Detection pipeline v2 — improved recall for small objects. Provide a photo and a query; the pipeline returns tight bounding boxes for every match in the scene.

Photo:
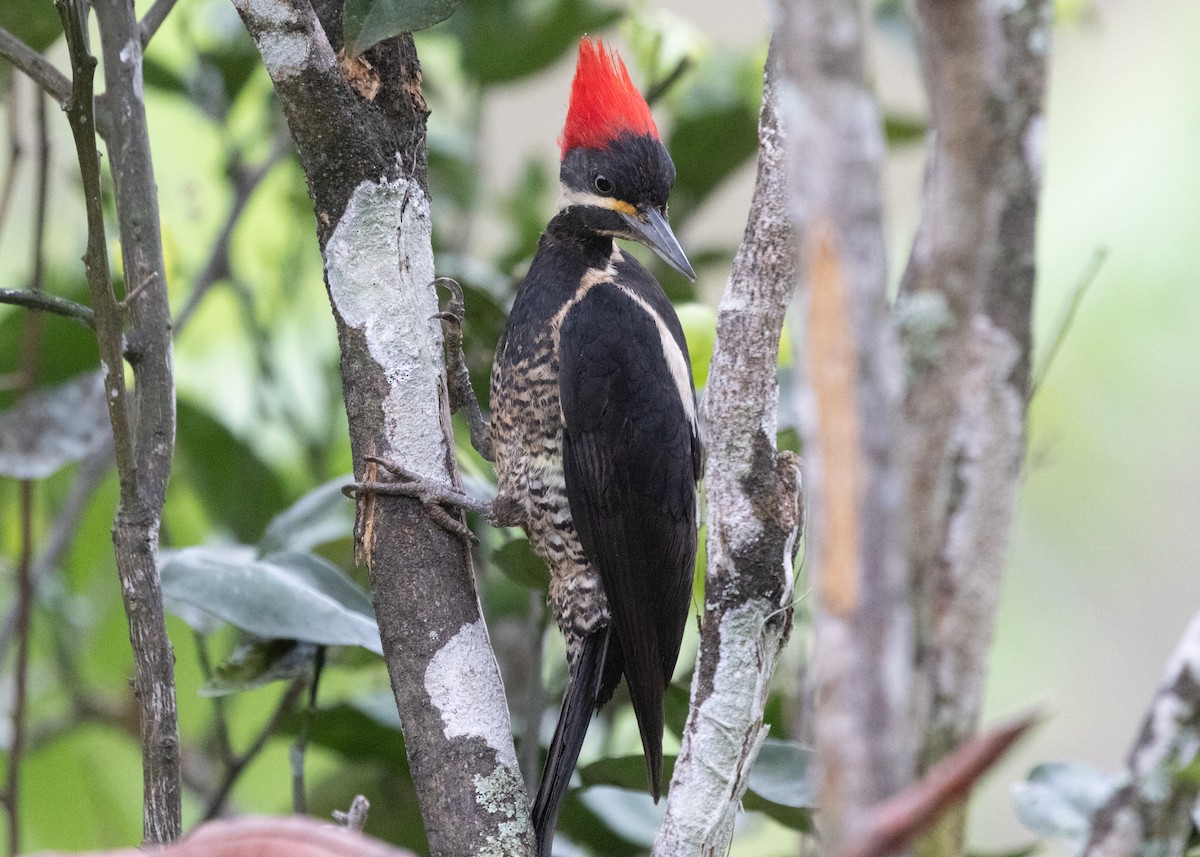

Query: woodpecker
[490,38,703,855]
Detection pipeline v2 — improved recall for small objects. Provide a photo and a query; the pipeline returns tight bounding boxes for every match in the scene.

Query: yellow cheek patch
[606,198,638,217]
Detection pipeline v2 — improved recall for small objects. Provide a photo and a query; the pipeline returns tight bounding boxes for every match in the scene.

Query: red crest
[559,38,659,158]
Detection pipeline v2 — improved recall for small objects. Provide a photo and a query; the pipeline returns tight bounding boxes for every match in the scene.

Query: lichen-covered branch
[1080,611,1200,857]
[898,2,1051,851]
[652,45,802,857]
[230,2,529,853]
[780,0,913,848]
[56,0,182,842]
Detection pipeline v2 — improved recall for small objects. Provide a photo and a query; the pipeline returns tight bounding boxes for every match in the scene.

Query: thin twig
[0,437,113,664]
[0,83,23,247]
[645,56,692,107]
[175,141,289,332]
[55,0,135,474]
[138,0,180,47]
[3,92,51,857]
[0,26,72,107]
[333,795,371,832]
[0,288,96,328]
[60,0,182,841]
[832,712,1040,857]
[202,675,309,821]
[194,632,235,767]
[1030,247,1107,396]
[4,481,34,857]
[290,646,325,815]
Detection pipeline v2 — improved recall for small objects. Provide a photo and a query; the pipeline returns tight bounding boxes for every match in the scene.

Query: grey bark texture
[900,2,1051,851]
[781,0,913,848]
[1080,611,1200,857]
[57,0,183,842]
[652,46,803,857]
[230,2,531,854]
[780,0,1051,850]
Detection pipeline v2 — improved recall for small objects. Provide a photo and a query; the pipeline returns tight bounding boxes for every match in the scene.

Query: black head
[558,134,695,280]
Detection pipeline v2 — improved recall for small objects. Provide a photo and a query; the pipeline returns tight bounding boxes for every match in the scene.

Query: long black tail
[532,627,614,857]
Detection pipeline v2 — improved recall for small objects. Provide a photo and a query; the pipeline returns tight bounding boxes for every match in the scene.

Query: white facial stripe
[614,284,698,429]
[557,187,638,217]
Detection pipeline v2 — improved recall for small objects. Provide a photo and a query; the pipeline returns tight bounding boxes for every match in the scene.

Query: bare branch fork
[230,0,530,851]
[55,0,182,843]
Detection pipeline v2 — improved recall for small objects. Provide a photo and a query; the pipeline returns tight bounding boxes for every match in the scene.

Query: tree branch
[897,4,1052,852]
[781,0,913,847]
[0,26,72,108]
[653,44,803,857]
[1080,611,1200,857]
[0,288,96,327]
[833,713,1038,857]
[201,674,308,821]
[230,2,530,852]
[138,0,180,47]
[1,88,50,857]
[56,0,182,842]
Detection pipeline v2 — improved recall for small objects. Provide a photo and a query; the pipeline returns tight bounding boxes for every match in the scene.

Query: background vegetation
[0,0,1198,854]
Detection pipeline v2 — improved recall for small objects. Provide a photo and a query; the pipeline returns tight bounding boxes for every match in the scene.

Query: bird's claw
[431,278,466,328]
[345,455,480,544]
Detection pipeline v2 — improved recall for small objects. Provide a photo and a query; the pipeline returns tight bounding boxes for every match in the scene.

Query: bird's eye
[594,175,614,194]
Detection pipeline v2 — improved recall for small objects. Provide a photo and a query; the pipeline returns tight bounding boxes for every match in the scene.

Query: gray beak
[620,207,696,281]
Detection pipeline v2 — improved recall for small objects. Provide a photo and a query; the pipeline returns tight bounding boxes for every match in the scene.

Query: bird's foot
[344,455,490,543]
[431,278,493,461]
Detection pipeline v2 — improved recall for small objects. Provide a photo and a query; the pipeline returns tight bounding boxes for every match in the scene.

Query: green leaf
[576,786,664,847]
[200,638,317,696]
[0,0,63,53]
[743,738,815,831]
[665,50,763,225]
[0,372,108,480]
[493,537,550,590]
[160,547,383,654]
[453,0,622,84]
[258,475,356,555]
[747,738,814,808]
[173,398,290,543]
[1011,761,1118,846]
[343,0,463,57]
[579,740,815,832]
[676,303,716,389]
[281,693,407,767]
[579,754,673,793]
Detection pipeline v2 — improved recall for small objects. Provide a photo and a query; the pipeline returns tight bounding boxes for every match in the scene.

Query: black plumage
[489,38,702,856]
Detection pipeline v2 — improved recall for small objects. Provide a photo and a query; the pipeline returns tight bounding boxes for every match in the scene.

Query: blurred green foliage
[0,0,1079,850]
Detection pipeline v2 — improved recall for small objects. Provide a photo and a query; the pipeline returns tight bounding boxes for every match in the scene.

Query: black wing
[558,277,700,798]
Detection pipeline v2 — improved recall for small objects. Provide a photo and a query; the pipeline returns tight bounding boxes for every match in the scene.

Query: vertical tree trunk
[653,46,803,857]
[901,2,1051,852]
[231,3,531,853]
[782,0,915,847]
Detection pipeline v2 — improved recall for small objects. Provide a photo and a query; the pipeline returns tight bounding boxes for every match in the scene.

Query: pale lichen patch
[425,620,520,769]
[324,177,450,477]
